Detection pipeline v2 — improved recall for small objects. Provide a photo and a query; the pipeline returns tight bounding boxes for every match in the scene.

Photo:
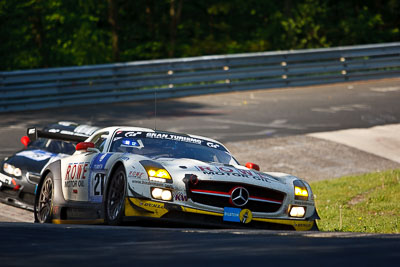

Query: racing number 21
[94,173,105,195]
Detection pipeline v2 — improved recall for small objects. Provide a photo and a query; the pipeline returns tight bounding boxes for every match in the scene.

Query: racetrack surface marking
[309,123,400,164]
[370,86,400,92]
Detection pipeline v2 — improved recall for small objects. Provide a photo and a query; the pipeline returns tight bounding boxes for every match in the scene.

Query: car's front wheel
[104,166,127,226]
[35,173,54,223]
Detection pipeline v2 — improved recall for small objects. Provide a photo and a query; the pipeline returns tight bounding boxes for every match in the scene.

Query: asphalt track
[1,223,399,267]
[1,78,400,266]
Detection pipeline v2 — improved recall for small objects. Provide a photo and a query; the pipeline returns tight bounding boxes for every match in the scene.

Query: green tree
[0,0,399,71]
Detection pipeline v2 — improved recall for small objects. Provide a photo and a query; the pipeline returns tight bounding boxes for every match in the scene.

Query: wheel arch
[34,160,63,223]
[104,160,126,201]
[103,160,127,225]
[107,161,125,185]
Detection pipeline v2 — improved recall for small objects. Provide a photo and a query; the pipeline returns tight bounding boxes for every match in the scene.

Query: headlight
[293,180,308,200]
[289,206,306,218]
[147,168,171,179]
[140,160,172,183]
[151,187,172,201]
[3,163,22,177]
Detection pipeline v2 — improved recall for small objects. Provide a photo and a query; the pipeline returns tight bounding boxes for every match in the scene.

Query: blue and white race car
[0,122,98,210]
[33,126,319,230]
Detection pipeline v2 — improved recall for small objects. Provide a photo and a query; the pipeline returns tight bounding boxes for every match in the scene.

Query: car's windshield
[109,131,237,165]
[29,138,76,155]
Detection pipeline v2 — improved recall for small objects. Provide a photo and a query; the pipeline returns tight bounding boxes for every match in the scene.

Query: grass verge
[311,169,400,233]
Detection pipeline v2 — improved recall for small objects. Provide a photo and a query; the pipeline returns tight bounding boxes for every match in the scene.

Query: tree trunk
[145,0,154,34]
[108,0,120,62]
[30,3,48,68]
[168,0,183,58]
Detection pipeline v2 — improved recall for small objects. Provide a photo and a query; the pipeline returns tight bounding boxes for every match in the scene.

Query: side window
[89,132,109,152]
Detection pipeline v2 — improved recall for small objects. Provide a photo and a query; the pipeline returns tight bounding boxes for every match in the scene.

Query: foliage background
[1,0,399,71]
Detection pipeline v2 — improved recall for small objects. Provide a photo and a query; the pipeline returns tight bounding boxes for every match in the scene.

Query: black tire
[104,166,127,226]
[34,173,54,223]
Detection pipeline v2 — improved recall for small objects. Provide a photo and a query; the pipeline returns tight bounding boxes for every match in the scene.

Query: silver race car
[32,126,319,230]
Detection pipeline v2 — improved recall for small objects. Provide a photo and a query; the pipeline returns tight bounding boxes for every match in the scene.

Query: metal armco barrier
[1,42,400,112]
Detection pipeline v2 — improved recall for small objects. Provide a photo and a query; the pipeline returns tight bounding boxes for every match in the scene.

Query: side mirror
[21,136,31,148]
[76,142,95,152]
[245,162,260,171]
[27,127,38,142]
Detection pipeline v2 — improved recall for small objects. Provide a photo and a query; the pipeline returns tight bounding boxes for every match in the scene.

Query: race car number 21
[93,173,105,196]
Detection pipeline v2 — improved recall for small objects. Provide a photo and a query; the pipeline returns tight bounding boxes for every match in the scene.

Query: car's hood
[157,158,295,192]
[4,149,69,174]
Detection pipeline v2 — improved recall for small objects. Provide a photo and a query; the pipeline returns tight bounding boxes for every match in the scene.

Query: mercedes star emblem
[230,187,249,207]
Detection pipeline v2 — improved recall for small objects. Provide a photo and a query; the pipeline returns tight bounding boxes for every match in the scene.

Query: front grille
[187,180,285,213]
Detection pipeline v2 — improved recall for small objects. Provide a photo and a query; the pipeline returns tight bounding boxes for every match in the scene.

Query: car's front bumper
[124,197,318,231]
[0,172,35,210]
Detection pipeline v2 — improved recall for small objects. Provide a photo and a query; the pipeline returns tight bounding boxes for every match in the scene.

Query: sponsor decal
[125,198,169,218]
[174,192,188,201]
[206,142,220,149]
[145,132,202,145]
[115,131,227,152]
[223,207,241,222]
[91,153,112,170]
[130,179,173,189]
[294,200,314,206]
[239,209,252,224]
[64,162,90,187]
[196,166,273,183]
[125,131,142,137]
[128,171,144,179]
[139,202,164,209]
[223,207,253,223]
[16,150,56,161]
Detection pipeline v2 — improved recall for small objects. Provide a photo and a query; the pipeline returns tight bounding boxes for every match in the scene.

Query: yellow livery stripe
[124,197,315,231]
[181,206,315,231]
[181,206,223,217]
[125,198,169,218]
[253,217,315,231]
[52,219,104,225]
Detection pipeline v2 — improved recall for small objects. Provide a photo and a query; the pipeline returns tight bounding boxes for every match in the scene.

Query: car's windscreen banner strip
[115,131,227,151]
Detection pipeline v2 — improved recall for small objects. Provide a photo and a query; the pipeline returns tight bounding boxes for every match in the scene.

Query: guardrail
[1,42,400,112]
